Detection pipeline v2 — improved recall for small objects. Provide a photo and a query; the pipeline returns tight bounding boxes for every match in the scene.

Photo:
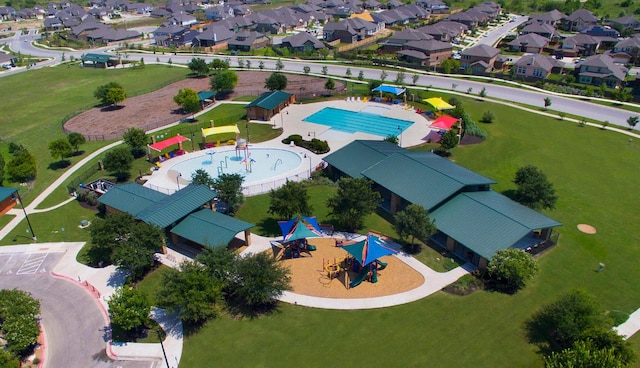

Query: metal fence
[66,164,102,194]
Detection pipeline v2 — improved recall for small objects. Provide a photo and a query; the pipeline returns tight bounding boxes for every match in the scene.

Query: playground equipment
[341,232,397,289]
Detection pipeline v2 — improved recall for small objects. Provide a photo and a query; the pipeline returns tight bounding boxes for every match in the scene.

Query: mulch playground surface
[63,71,345,138]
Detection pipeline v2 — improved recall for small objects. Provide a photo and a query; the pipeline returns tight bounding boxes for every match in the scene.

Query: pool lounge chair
[363,97,368,103]
[356,96,361,102]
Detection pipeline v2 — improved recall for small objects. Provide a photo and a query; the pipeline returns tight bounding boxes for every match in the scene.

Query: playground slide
[349,267,369,288]
[377,260,388,270]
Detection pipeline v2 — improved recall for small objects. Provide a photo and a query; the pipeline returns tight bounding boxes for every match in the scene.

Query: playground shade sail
[202,125,240,138]
[149,135,190,152]
[423,97,454,111]
[278,216,322,242]
[372,85,406,95]
[342,233,398,267]
[430,115,459,130]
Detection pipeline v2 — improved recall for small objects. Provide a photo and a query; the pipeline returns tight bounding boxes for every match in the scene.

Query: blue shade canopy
[278,215,322,242]
[372,85,406,95]
[342,233,398,266]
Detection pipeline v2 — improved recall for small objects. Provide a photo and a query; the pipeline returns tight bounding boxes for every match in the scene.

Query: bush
[480,111,495,124]
[461,113,487,139]
[281,135,329,154]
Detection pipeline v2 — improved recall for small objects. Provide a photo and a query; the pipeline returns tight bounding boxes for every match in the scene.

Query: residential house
[471,2,501,20]
[126,3,153,14]
[386,0,403,9]
[205,5,234,21]
[378,28,432,52]
[417,20,468,42]
[281,32,325,52]
[580,25,620,38]
[460,43,499,72]
[520,22,557,41]
[446,10,484,29]
[508,33,549,53]
[609,37,640,65]
[578,54,628,88]
[398,39,452,67]
[528,9,564,27]
[556,33,599,57]
[167,13,197,27]
[363,0,382,11]
[44,17,64,31]
[0,52,18,67]
[513,54,563,79]
[323,18,382,43]
[192,24,235,47]
[564,8,597,32]
[0,6,16,20]
[87,27,141,44]
[371,4,430,26]
[417,0,449,14]
[227,31,270,52]
[608,15,640,32]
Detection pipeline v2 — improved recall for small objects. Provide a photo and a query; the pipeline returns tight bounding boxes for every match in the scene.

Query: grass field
[179,94,640,368]
[0,65,189,204]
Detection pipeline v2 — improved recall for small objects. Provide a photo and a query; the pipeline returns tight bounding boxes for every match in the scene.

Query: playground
[280,237,424,299]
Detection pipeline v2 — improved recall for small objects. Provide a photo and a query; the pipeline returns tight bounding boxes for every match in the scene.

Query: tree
[393,204,436,251]
[480,110,495,123]
[358,70,364,81]
[105,87,127,106]
[525,289,612,351]
[324,78,335,93]
[122,127,148,158]
[395,71,405,84]
[6,149,36,183]
[380,70,388,81]
[514,165,558,210]
[441,59,460,74]
[627,116,638,130]
[544,340,626,368]
[245,60,251,69]
[191,169,215,188]
[89,213,136,264]
[486,248,538,293]
[258,60,265,70]
[187,57,210,77]
[237,59,244,69]
[213,173,244,215]
[580,328,636,365]
[368,79,382,93]
[345,68,352,78]
[108,286,150,333]
[439,129,458,152]
[211,70,238,93]
[275,58,284,71]
[479,87,487,98]
[228,252,291,310]
[156,260,223,324]
[321,66,328,75]
[209,58,229,72]
[327,177,380,232]
[48,138,72,163]
[197,246,237,284]
[111,221,163,280]
[67,132,86,154]
[173,88,201,114]
[544,97,552,110]
[268,180,313,219]
[103,147,134,181]
[303,65,310,74]
[94,82,125,106]
[412,73,419,85]
[0,350,19,368]
[0,154,5,186]
[0,289,40,357]
[383,135,399,145]
[265,73,288,91]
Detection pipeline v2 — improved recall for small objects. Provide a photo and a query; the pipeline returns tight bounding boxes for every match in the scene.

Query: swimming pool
[169,148,303,185]
[303,107,413,137]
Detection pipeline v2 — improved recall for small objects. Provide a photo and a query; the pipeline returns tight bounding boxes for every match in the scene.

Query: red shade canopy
[149,134,190,152]
[430,115,459,130]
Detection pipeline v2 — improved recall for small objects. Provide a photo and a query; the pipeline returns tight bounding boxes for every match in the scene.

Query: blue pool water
[303,107,413,137]
[170,148,302,184]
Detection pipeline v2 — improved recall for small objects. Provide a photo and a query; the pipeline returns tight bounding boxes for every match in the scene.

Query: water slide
[349,267,370,288]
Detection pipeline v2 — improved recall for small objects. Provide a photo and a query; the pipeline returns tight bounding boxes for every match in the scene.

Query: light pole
[176,173,182,191]
[397,126,402,147]
[16,191,36,241]
[156,330,170,368]
[190,131,195,152]
[308,131,315,138]
[246,121,250,143]
[304,154,312,178]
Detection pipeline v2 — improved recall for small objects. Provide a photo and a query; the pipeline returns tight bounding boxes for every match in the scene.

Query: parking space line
[17,253,48,275]
[0,254,15,275]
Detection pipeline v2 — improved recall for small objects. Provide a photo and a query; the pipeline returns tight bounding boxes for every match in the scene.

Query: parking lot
[0,249,63,276]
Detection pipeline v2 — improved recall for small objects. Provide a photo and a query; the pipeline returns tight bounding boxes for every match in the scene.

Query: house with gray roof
[609,37,640,65]
[227,31,270,51]
[460,44,499,72]
[398,39,452,67]
[513,54,562,79]
[508,33,549,53]
[416,20,467,42]
[564,8,598,32]
[417,0,449,14]
[323,18,382,43]
[520,22,557,41]
[608,15,640,32]
[556,33,599,57]
[528,9,564,26]
[378,28,433,52]
[324,140,561,268]
[578,54,628,88]
[281,32,325,52]
[192,24,235,47]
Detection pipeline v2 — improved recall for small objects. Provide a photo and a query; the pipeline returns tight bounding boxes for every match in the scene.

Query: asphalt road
[1,25,638,129]
[0,250,155,368]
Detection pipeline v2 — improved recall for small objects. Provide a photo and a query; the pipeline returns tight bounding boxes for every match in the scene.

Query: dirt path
[63,71,345,139]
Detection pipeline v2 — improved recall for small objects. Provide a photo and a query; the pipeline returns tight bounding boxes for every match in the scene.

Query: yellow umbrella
[423,97,455,111]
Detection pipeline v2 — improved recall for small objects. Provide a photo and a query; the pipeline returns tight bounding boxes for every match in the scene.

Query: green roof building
[244,90,295,121]
[170,209,254,249]
[324,140,561,268]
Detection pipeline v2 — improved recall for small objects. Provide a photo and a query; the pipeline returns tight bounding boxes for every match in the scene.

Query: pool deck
[142,99,436,193]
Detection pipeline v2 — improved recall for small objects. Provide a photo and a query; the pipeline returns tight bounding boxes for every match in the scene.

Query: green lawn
[179,93,640,368]
[0,65,189,205]
[136,265,171,307]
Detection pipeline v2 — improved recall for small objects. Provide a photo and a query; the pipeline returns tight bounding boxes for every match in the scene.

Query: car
[2,64,12,69]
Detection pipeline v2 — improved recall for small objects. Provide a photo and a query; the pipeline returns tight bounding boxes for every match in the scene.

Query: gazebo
[147,134,191,160]
[372,85,406,103]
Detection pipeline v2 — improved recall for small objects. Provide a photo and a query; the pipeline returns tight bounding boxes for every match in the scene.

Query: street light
[308,131,316,138]
[16,191,36,241]
[190,131,195,152]
[304,154,312,178]
[246,121,250,143]
[176,173,182,191]
[156,330,170,368]
[397,126,402,147]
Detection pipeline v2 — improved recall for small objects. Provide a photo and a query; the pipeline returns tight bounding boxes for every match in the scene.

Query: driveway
[0,250,156,368]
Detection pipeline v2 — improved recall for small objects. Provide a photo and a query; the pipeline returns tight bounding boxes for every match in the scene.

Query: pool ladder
[272,158,283,171]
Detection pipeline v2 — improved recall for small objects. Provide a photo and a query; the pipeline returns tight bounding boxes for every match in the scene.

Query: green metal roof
[403,152,496,187]
[431,191,562,260]
[0,187,18,202]
[136,185,217,228]
[362,153,467,211]
[198,91,214,101]
[98,183,168,217]
[244,90,292,111]
[82,53,113,63]
[323,140,404,178]
[170,209,254,247]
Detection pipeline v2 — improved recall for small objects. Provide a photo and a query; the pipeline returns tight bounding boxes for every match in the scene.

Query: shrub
[480,111,495,124]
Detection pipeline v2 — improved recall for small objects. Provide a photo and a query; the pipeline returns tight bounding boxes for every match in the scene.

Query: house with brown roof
[281,32,325,52]
[378,28,433,52]
[578,54,628,88]
[227,31,270,52]
[556,33,599,58]
[323,18,382,43]
[609,36,640,65]
[564,9,598,32]
[460,44,499,72]
[528,9,564,27]
[397,39,452,67]
[520,22,557,41]
[508,33,549,53]
[416,20,467,42]
[513,54,562,79]
[608,15,640,32]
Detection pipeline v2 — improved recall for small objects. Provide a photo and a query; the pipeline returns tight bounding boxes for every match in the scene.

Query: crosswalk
[16,253,48,275]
